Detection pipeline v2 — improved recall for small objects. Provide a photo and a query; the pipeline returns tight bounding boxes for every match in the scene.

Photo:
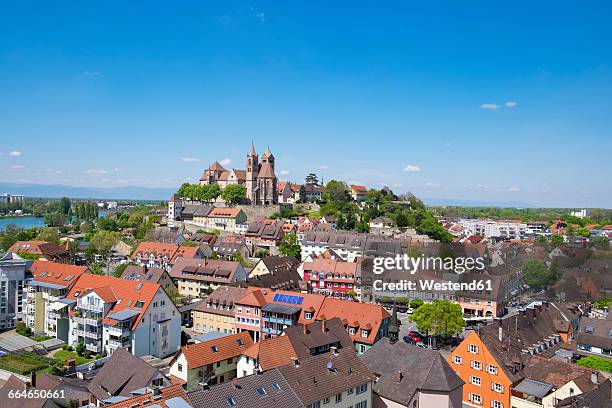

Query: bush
[94,353,103,360]
[75,342,85,357]
[66,345,73,352]
[410,298,424,309]
[576,356,612,373]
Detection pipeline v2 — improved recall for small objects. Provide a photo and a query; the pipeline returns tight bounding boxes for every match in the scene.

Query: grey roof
[359,338,463,405]
[261,303,302,315]
[194,331,231,343]
[284,318,353,360]
[87,347,169,402]
[107,309,141,321]
[57,297,76,305]
[577,317,612,350]
[188,368,304,408]
[513,378,553,398]
[165,397,194,408]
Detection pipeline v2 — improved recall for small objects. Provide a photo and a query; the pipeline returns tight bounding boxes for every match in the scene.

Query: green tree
[36,227,61,244]
[409,298,424,309]
[113,263,128,278]
[550,234,565,248]
[279,233,301,258]
[324,180,351,204]
[222,184,247,205]
[522,259,560,289]
[91,230,120,260]
[305,173,319,185]
[410,300,464,337]
[592,236,610,250]
[75,342,85,356]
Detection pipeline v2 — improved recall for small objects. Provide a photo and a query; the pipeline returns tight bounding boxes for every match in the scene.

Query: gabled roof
[30,260,88,288]
[131,242,179,261]
[105,384,191,408]
[67,274,162,329]
[278,348,375,405]
[208,208,243,219]
[187,368,303,408]
[178,332,253,369]
[88,348,169,402]
[284,318,354,360]
[8,240,69,260]
[244,336,298,371]
[360,338,463,405]
[121,265,169,284]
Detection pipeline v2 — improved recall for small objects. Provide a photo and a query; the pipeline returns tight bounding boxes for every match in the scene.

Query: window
[492,401,503,408]
[356,383,368,394]
[335,393,342,403]
[271,383,281,391]
[487,364,498,375]
[178,363,183,372]
[470,376,481,386]
[349,327,356,335]
[323,397,330,404]
[227,397,237,407]
[492,382,504,393]
[453,356,462,365]
[361,329,369,338]
[347,387,354,395]
[307,403,321,408]
[305,312,313,319]
[356,401,368,408]
[468,393,482,404]
[471,360,482,370]
[468,344,478,354]
[256,387,267,397]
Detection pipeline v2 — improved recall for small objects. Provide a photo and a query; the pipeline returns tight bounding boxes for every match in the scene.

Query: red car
[404,331,424,343]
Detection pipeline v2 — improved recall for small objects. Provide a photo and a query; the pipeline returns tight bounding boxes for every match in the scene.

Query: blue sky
[0,1,611,207]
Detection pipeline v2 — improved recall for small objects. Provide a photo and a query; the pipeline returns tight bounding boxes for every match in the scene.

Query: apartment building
[300,231,406,262]
[457,219,528,240]
[192,286,249,334]
[245,219,285,253]
[168,332,253,391]
[65,274,181,358]
[120,265,177,294]
[301,258,359,299]
[170,258,247,299]
[199,208,247,232]
[131,242,204,271]
[234,288,390,353]
[0,252,27,330]
[25,261,88,341]
[448,305,572,408]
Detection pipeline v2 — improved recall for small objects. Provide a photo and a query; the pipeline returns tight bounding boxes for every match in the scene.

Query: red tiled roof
[208,208,242,218]
[179,332,253,369]
[170,245,200,262]
[67,274,161,330]
[131,242,178,261]
[255,336,298,371]
[317,298,390,345]
[350,184,368,193]
[105,384,190,408]
[30,260,88,287]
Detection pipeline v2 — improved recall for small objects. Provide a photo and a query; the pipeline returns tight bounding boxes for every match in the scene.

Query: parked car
[406,307,414,314]
[405,330,424,343]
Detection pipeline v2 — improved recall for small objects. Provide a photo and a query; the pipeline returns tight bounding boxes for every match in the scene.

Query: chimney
[292,357,300,368]
[30,372,36,388]
[143,264,147,274]
[331,346,339,356]
[395,371,403,383]
[321,320,326,332]
[591,371,599,385]
[498,321,503,343]
[303,325,309,335]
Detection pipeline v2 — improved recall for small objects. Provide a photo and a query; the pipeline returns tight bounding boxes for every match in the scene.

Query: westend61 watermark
[371,254,493,293]
[372,254,486,275]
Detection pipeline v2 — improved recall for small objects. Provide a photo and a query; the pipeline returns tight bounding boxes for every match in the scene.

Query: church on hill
[199,143,278,206]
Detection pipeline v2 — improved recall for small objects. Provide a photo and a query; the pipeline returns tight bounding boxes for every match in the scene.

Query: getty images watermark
[371,254,493,292]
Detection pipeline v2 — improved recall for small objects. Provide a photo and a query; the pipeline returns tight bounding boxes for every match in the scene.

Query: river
[0,210,108,231]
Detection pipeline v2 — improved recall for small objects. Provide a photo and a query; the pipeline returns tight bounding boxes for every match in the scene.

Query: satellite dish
[326,361,333,370]
[88,363,95,371]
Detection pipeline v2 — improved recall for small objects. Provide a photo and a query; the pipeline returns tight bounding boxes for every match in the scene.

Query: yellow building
[192,286,249,334]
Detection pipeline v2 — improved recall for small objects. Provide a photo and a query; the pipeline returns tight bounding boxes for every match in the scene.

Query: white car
[406,307,414,314]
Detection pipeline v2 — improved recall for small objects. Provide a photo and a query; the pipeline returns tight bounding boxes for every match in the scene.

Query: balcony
[109,338,131,348]
[85,342,102,353]
[73,329,101,340]
[262,316,293,326]
[107,325,131,337]
[73,315,103,326]
[262,327,282,335]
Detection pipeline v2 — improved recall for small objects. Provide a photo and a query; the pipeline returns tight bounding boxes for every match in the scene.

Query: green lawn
[0,352,56,375]
[53,350,94,366]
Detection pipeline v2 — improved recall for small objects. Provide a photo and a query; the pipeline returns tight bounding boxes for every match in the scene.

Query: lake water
[0,210,108,231]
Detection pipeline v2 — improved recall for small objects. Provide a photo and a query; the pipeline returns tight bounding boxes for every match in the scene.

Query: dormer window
[305,312,313,320]
[349,327,356,335]
[360,329,369,338]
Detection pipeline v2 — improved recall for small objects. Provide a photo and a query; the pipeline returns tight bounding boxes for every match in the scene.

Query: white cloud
[508,186,520,192]
[84,169,109,176]
[83,71,102,77]
[425,182,440,187]
[404,164,421,172]
[9,151,21,157]
[11,165,26,171]
[280,169,290,176]
[219,158,232,166]
[250,6,265,22]
[505,101,517,108]
[480,103,500,110]
[113,167,123,173]
[319,165,329,170]
[182,157,201,163]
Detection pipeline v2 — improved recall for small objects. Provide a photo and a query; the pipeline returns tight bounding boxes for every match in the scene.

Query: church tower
[246,142,259,204]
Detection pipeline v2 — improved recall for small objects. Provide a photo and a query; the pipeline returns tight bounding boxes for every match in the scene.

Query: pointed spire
[388,303,399,344]
[249,140,257,156]
[262,145,273,159]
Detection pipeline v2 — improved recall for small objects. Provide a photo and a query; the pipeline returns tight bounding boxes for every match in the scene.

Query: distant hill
[0,182,175,201]
[423,197,537,208]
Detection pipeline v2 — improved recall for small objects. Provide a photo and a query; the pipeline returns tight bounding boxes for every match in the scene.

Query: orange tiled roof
[350,184,368,193]
[317,298,390,345]
[171,245,200,262]
[180,332,253,369]
[131,242,178,261]
[208,207,242,218]
[67,274,160,330]
[30,260,88,287]
[257,336,298,370]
